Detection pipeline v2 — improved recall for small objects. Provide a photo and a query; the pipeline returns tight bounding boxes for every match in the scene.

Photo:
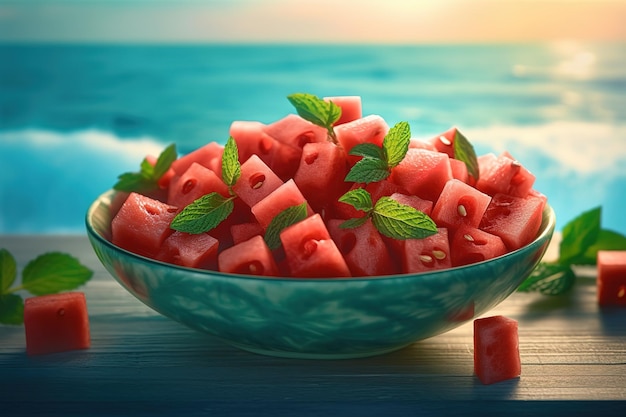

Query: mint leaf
[222,136,241,189]
[22,252,93,295]
[349,143,386,160]
[383,121,411,168]
[287,93,341,143]
[170,192,234,234]
[0,248,17,293]
[0,294,24,325]
[371,197,438,240]
[264,203,308,250]
[344,157,390,184]
[517,262,576,295]
[559,206,601,265]
[338,188,373,212]
[114,143,177,193]
[339,216,369,229]
[453,129,479,180]
[580,229,626,265]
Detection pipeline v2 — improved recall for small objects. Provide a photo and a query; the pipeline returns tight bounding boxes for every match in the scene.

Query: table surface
[1,234,625,416]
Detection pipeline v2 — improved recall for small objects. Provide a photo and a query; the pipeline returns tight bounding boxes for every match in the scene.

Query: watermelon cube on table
[450,225,507,267]
[327,218,396,276]
[431,179,491,231]
[157,231,219,270]
[167,162,230,209]
[232,154,284,208]
[280,214,351,278]
[597,251,626,307]
[402,228,452,274]
[480,193,545,251]
[293,141,350,212]
[24,292,91,356]
[251,179,313,230]
[111,192,178,258]
[218,235,279,276]
[323,95,362,126]
[474,315,521,385]
[390,148,453,203]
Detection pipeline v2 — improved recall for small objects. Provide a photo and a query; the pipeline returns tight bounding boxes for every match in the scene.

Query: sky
[1,0,625,44]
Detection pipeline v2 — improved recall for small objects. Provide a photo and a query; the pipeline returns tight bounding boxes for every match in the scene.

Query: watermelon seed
[432,250,447,260]
[249,173,266,189]
[419,255,433,264]
[438,135,452,146]
[618,285,625,299]
[57,308,65,317]
[511,159,522,167]
[182,179,196,194]
[463,234,474,242]
[457,204,467,217]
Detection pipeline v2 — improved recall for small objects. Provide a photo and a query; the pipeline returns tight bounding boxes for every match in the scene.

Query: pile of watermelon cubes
[109,95,547,278]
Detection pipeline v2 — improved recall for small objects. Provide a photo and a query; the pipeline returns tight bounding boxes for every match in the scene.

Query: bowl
[86,189,556,359]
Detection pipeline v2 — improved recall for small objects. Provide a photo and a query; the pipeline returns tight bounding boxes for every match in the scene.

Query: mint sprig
[345,121,411,184]
[0,249,93,325]
[452,129,479,181]
[264,203,308,250]
[170,137,241,234]
[287,93,341,144]
[518,206,626,295]
[339,189,438,240]
[114,143,177,193]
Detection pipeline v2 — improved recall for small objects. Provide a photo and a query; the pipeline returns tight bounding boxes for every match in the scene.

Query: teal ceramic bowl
[86,189,555,359]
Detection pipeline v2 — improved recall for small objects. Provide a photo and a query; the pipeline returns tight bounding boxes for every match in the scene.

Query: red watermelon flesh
[449,158,469,184]
[24,292,91,356]
[474,315,521,385]
[389,148,453,202]
[597,250,626,307]
[334,114,389,165]
[431,179,492,231]
[294,141,350,212]
[230,221,264,245]
[428,126,457,158]
[263,114,327,149]
[409,138,437,152]
[111,192,177,258]
[157,231,219,270]
[171,141,224,178]
[167,162,229,209]
[250,179,313,230]
[232,154,284,208]
[323,95,362,125]
[218,235,279,276]
[145,154,176,191]
[450,225,507,267]
[280,214,351,278]
[402,228,452,274]
[327,218,396,276]
[476,152,536,198]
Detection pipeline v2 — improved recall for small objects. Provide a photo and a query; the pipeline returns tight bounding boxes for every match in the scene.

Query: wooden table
[1,235,625,416]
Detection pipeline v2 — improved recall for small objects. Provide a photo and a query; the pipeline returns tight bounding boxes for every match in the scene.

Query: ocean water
[1,42,625,235]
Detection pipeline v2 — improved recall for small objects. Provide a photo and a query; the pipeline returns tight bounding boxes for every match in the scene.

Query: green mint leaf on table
[517,263,576,296]
[559,206,601,265]
[221,136,241,190]
[113,143,177,193]
[0,248,17,293]
[264,203,309,250]
[1,294,24,325]
[344,121,411,184]
[581,229,626,265]
[382,120,411,168]
[372,197,438,240]
[1,249,93,325]
[287,93,341,144]
[170,192,235,234]
[452,129,479,180]
[338,188,373,213]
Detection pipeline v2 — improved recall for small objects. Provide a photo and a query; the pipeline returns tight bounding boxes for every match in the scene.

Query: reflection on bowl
[86,189,555,359]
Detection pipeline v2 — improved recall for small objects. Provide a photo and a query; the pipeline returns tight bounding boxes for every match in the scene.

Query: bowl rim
[86,188,556,283]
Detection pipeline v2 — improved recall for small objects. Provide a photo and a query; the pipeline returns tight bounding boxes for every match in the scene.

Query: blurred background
[0,0,625,235]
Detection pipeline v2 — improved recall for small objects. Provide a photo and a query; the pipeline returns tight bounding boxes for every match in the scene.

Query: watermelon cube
[170,141,224,178]
[334,114,389,164]
[480,193,545,251]
[167,162,230,209]
[280,214,351,278]
[24,292,91,356]
[232,154,284,208]
[327,218,396,276]
[111,192,177,258]
[403,228,452,274]
[218,235,279,276]
[431,179,492,231]
[597,251,626,307]
[251,179,313,230]
[389,148,453,203]
[474,315,521,385]
[230,221,264,245]
[293,141,349,212]
[450,225,507,267]
[475,152,535,198]
[263,114,327,149]
[323,95,362,125]
[428,126,457,158]
[156,231,219,270]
